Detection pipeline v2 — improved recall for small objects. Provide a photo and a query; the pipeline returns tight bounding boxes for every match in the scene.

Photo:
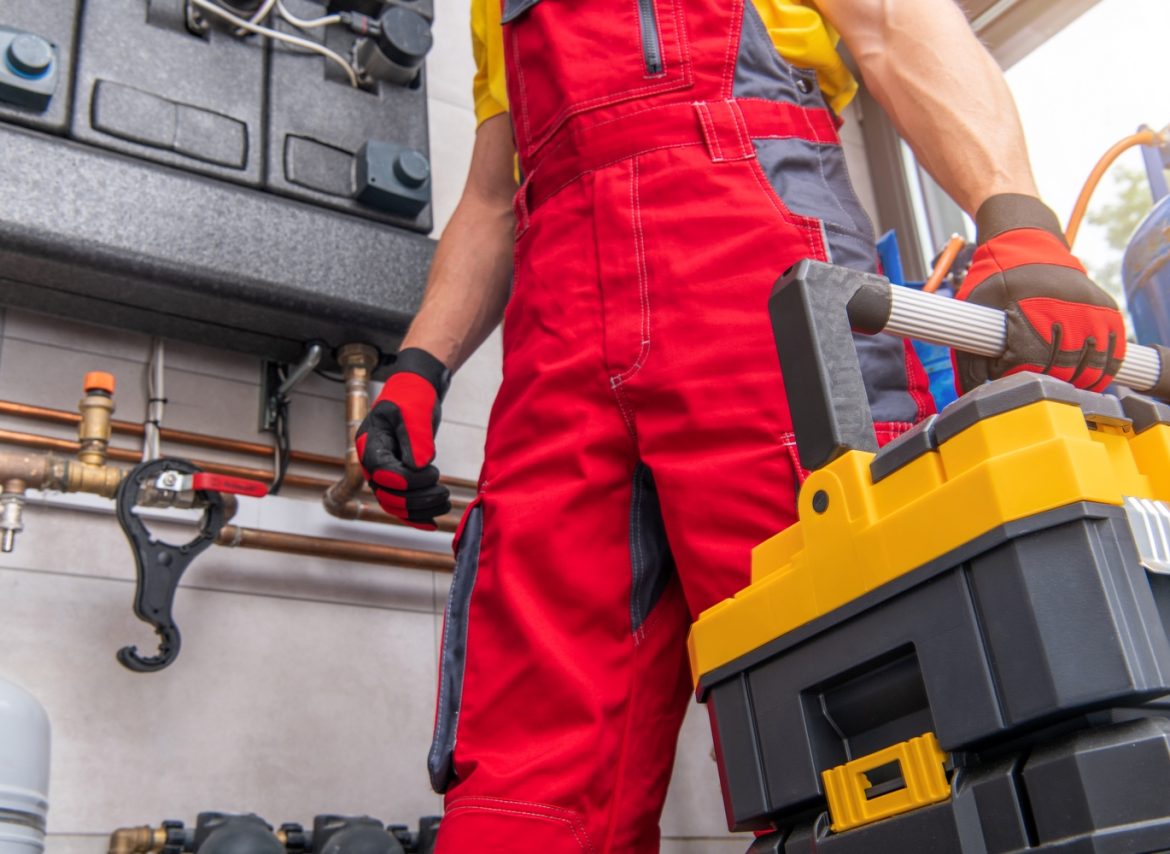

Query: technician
[356,0,1126,849]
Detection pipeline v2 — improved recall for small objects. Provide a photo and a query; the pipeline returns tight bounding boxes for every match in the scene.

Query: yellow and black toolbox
[689,261,1170,853]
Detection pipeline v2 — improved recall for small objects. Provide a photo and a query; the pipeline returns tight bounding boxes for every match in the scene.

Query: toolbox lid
[870,414,939,484]
[933,373,1082,445]
[1119,390,1170,434]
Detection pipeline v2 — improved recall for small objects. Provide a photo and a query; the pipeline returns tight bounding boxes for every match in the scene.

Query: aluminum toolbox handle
[769,260,1170,472]
[880,282,1163,393]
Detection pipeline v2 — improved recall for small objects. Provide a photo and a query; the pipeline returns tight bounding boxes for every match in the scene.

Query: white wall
[0,3,752,851]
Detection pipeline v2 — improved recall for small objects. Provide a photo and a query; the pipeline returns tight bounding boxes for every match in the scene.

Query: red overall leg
[431,174,694,853]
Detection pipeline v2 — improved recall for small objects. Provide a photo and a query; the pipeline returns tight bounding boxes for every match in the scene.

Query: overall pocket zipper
[636,0,663,75]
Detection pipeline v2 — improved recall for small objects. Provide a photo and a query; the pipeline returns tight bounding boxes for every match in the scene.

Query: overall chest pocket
[502,0,694,154]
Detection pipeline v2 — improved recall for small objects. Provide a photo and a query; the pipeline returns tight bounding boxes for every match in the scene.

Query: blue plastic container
[1123,193,1170,347]
[875,231,959,411]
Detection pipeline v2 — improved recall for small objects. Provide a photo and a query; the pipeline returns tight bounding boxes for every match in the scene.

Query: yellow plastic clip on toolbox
[691,261,1170,853]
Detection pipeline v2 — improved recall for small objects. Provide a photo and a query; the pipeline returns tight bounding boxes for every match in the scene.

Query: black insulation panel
[73,0,267,185]
[267,0,433,231]
[0,0,435,369]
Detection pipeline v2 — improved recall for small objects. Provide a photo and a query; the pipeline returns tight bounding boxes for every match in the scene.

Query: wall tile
[159,368,350,461]
[444,327,501,430]
[43,834,106,854]
[0,338,148,422]
[433,420,485,482]
[426,0,478,111]
[291,369,349,402]
[161,338,262,385]
[1,502,445,615]
[0,569,442,835]
[661,699,744,840]
[427,100,477,237]
[2,308,151,364]
[161,369,259,442]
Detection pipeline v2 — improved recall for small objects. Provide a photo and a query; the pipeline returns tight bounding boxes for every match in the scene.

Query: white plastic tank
[0,676,50,854]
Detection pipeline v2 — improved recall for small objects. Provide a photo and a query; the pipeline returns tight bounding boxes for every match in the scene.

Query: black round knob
[377,7,434,68]
[394,149,431,188]
[6,34,52,79]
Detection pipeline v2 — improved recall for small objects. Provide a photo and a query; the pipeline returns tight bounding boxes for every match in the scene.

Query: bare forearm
[402,114,516,371]
[820,0,1038,215]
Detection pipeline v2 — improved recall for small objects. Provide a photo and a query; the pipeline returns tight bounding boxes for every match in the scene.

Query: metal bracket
[258,342,325,432]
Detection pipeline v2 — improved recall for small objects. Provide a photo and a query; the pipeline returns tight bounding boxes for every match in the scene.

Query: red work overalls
[428,0,934,848]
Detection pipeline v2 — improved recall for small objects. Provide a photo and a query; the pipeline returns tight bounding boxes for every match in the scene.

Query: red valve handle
[191,472,270,498]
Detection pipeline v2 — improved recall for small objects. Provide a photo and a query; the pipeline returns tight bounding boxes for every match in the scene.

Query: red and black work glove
[355,347,452,530]
[953,193,1126,394]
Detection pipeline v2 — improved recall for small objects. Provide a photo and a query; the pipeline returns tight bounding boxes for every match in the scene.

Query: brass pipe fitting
[65,458,128,499]
[0,478,27,553]
[323,343,380,518]
[106,825,165,854]
[78,372,117,467]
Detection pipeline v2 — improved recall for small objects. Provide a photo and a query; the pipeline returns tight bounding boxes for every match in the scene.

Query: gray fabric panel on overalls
[733,1,920,425]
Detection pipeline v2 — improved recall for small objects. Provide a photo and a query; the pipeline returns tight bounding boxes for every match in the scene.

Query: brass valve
[78,371,116,467]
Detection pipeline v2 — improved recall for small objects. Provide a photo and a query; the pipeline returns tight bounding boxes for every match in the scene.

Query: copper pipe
[107,826,165,854]
[324,495,460,533]
[320,346,465,533]
[0,429,461,531]
[0,442,452,566]
[0,399,479,492]
[323,343,379,519]
[216,525,454,571]
[0,429,331,491]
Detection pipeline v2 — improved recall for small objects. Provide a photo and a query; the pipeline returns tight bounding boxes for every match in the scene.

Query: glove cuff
[393,347,452,401]
[975,194,1067,247]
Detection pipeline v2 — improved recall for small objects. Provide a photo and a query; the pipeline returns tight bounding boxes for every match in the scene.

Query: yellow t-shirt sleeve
[469,0,856,126]
[471,0,509,125]
[751,0,858,114]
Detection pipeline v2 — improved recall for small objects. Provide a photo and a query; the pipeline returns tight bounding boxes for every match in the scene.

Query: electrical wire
[269,398,292,494]
[248,0,279,24]
[232,0,278,36]
[276,0,342,29]
[268,365,293,495]
[189,0,360,87]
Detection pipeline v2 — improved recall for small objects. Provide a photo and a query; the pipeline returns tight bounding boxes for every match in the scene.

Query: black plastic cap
[376,7,433,68]
[193,814,282,854]
[6,34,52,78]
[395,150,430,188]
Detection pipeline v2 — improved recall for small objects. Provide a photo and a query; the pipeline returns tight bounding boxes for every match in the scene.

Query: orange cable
[1066,129,1163,248]
[923,234,966,293]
